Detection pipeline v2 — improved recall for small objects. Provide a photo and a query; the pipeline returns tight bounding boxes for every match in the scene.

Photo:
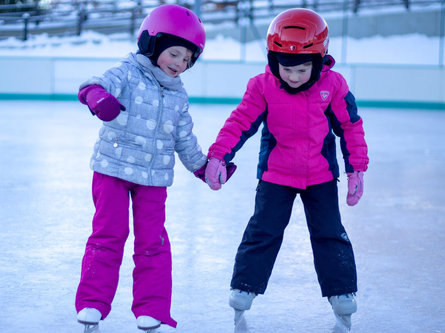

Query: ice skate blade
[234,309,245,325]
[234,311,249,333]
[79,323,99,333]
[334,313,352,332]
[137,324,161,332]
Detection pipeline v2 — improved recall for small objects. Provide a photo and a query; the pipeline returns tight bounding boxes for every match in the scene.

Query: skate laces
[230,289,256,311]
[234,289,256,297]
[339,293,353,300]
[330,293,357,315]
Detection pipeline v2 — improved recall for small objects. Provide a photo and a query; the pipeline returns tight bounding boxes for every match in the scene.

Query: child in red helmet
[75,4,212,332]
[204,8,369,330]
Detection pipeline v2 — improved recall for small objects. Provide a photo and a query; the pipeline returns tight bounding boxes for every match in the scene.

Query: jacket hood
[265,54,336,94]
[322,54,335,71]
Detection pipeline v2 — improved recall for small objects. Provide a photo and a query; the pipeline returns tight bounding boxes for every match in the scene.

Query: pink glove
[78,85,126,122]
[346,171,364,206]
[204,158,237,190]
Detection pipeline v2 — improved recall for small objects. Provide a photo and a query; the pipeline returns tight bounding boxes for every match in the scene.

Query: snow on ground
[0,10,444,331]
[0,30,443,66]
[0,100,444,333]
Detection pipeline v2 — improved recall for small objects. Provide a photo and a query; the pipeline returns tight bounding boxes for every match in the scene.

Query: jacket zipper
[147,84,164,183]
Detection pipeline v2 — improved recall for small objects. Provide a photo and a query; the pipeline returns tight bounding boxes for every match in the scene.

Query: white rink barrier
[1,56,444,109]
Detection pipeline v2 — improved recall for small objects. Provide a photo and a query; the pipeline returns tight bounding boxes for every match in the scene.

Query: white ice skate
[77,308,101,333]
[329,293,357,331]
[229,289,257,325]
[137,315,161,332]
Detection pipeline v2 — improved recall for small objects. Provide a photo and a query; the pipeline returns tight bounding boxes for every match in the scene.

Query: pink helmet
[137,4,206,66]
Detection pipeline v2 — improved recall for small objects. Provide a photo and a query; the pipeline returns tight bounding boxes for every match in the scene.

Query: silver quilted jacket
[80,52,207,186]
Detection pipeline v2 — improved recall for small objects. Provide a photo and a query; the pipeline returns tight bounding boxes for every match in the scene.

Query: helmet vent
[303,43,313,49]
[284,25,305,30]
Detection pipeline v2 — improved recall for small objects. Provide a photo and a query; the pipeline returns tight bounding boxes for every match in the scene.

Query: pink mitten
[78,85,126,122]
[346,171,364,206]
[205,158,228,190]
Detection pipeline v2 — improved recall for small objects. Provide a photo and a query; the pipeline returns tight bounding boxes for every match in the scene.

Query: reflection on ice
[0,101,444,332]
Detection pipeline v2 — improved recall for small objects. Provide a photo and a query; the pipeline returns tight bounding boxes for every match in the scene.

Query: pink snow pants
[75,172,177,328]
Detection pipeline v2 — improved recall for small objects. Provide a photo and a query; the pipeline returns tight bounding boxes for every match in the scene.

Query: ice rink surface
[0,100,444,333]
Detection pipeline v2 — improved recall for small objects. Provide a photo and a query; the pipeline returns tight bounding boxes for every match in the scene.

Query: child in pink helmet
[204,8,369,331]
[75,4,211,332]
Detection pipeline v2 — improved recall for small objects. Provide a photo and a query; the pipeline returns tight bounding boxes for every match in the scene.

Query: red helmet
[137,4,206,66]
[267,8,329,56]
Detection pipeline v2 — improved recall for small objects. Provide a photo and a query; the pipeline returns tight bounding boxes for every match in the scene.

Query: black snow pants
[230,179,357,297]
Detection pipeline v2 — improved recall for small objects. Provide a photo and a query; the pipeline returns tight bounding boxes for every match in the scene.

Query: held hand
[78,85,126,122]
[226,162,237,180]
[346,171,364,206]
[193,163,207,182]
[204,158,237,190]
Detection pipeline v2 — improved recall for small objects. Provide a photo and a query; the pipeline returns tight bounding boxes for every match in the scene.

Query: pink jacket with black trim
[208,60,369,189]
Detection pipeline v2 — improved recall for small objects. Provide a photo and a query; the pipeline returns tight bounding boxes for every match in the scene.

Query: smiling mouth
[168,67,178,74]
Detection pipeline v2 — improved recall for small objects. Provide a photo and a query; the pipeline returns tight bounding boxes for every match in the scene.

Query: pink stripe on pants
[75,172,177,328]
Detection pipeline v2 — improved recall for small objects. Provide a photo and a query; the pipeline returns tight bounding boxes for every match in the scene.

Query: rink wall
[0,56,444,110]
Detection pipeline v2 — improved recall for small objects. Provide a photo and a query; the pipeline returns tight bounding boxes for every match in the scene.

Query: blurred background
[0,1,443,43]
[0,0,444,108]
[1,2,445,333]
[0,0,444,63]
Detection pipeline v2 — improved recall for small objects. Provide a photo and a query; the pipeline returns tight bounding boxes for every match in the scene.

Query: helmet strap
[137,31,157,56]
[138,32,200,68]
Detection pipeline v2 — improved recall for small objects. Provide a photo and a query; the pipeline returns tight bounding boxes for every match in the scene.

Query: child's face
[278,62,313,89]
[157,46,192,77]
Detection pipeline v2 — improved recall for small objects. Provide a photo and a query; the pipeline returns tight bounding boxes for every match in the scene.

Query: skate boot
[77,308,101,333]
[137,315,161,332]
[229,289,257,325]
[328,293,357,331]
